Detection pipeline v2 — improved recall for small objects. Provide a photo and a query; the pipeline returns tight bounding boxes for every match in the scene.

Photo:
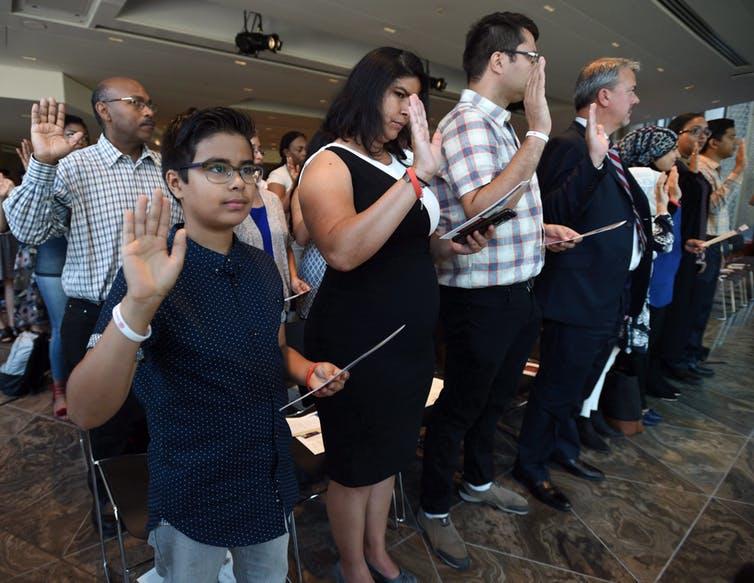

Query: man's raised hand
[524,57,551,135]
[30,98,84,165]
[585,103,609,168]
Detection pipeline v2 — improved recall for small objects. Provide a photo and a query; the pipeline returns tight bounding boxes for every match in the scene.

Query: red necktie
[608,147,647,253]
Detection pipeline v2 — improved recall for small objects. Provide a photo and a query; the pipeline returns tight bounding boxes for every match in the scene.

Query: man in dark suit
[514,58,653,511]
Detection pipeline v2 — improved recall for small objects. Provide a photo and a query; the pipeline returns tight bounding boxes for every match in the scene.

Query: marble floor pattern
[0,311,752,582]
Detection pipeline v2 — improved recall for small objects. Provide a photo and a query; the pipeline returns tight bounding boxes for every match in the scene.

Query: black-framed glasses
[101,96,157,113]
[504,49,541,63]
[678,126,711,138]
[179,161,264,185]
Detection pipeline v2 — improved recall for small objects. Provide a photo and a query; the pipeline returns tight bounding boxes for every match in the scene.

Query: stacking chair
[285,404,409,582]
[79,431,151,583]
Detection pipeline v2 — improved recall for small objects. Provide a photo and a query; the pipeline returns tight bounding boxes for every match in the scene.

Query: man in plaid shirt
[417,12,578,571]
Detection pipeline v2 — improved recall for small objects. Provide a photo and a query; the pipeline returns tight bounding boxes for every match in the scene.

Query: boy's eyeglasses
[678,126,711,138]
[504,49,541,63]
[180,161,264,185]
[101,96,157,113]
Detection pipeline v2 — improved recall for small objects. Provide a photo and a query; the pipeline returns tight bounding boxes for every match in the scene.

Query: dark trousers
[648,305,669,395]
[661,254,698,365]
[62,299,148,504]
[685,243,722,362]
[420,283,541,514]
[516,318,619,483]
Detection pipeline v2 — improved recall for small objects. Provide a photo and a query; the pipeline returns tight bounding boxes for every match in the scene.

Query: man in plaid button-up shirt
[418,12,580,572]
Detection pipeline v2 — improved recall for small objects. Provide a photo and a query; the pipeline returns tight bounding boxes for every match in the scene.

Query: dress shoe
[591,410,623,438]
[551,457,605,481]
[688,362,715,377]
[647,383,678,401]
[663,365,702,385]
[367,560,418,583]
[576,417,610,453]
[512,466,571,512]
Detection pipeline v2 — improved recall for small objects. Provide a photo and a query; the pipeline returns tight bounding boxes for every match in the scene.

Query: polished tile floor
[0,313,752,582]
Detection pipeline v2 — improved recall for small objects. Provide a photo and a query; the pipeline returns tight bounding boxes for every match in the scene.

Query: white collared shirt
[573,117,641,271]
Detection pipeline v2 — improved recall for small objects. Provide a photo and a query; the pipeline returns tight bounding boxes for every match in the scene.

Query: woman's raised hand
[408,94,442,183]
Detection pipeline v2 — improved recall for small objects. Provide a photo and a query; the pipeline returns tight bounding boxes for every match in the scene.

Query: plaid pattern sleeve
[433,92,544,288]
[440,108,501,198]
[4,156,72,245]
[6,136,182,302]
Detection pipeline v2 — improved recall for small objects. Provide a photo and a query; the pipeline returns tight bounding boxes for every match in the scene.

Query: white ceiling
[1,0,753,162]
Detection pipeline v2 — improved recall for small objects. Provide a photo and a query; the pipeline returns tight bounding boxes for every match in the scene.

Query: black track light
[430,77,447,91]
[236,11,282,56]
[236,32,282,55]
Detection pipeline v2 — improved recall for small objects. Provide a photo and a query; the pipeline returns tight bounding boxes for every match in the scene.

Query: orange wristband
[305,362,320,390]
[405,167,423,199]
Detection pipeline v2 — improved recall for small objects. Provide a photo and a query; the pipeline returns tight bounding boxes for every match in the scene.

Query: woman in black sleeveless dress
[299,47,490,583]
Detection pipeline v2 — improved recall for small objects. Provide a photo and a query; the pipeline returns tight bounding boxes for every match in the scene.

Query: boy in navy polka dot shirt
[67,107,348,582]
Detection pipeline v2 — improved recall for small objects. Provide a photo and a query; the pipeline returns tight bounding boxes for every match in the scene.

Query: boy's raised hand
[122,189,186,308]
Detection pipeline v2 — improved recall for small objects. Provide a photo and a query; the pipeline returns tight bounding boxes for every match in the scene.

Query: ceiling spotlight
[430,76,447,91]
[235,10,282,56]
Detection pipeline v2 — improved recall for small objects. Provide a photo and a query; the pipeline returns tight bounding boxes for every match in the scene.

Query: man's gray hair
[573,58,640,111]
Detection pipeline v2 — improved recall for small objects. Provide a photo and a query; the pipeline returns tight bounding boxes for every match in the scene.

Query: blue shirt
[250,205,274,257]
[91,225,297,546]
[649,205,683,308]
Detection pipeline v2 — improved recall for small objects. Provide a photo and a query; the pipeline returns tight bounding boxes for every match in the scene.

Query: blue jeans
[35,275,68,382]
[148,521,289,583]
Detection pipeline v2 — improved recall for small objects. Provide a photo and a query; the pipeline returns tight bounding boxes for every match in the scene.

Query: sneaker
[416,510,470,570]
[458,481,529,515]
[645,409,663,422]
[642,410,660,426]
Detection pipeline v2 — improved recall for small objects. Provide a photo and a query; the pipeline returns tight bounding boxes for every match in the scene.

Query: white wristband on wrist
[112,302,152,343]
[526,130,549,143]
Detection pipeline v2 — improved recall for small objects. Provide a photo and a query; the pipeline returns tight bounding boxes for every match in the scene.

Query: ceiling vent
[655,0,750,67]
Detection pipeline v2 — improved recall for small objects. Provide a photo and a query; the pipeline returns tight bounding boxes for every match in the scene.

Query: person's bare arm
[278,324,347,396]
[267,181,290,213]
[300,95,442,271]
[290,187,310,246]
